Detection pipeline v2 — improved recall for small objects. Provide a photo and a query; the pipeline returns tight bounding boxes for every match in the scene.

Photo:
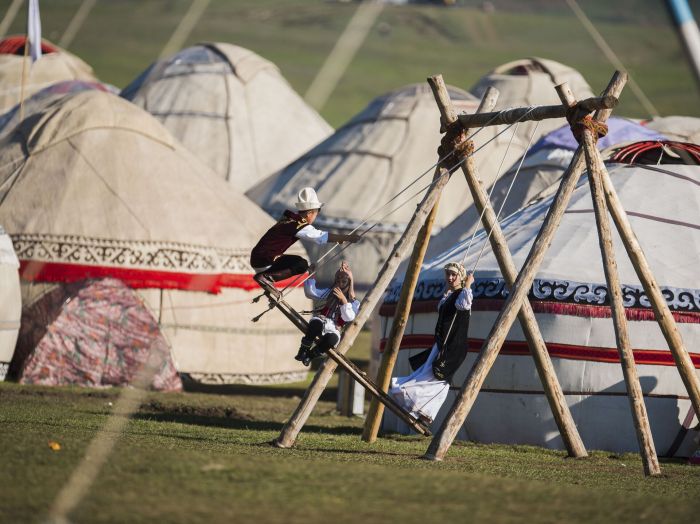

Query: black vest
[250,210,308,267]
[432,288,471,381]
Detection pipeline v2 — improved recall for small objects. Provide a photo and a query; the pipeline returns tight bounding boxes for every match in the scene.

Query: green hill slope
[4,0,698,126]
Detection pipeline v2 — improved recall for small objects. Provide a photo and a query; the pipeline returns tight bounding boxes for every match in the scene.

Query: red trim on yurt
[18,260,300,293]
[0,36,57,55]
[379,298,700,324]
[378,334,700,368]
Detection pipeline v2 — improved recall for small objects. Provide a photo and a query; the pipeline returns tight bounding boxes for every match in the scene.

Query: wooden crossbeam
[456,95,617,129]
[254,283,431,437]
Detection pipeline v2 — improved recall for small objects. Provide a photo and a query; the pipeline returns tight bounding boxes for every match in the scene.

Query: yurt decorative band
[381,277,700,318]
[12,234,262,292]
[378,335,700,368]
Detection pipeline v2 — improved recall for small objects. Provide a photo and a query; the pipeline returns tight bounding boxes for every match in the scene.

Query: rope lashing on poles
[566,104,608,144]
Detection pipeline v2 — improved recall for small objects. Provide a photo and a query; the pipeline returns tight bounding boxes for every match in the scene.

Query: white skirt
[389,343,450,424]
[309,315,341,341]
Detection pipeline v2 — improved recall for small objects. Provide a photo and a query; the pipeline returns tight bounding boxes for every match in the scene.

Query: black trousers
[302,317,340,354]
[257,255,308,282]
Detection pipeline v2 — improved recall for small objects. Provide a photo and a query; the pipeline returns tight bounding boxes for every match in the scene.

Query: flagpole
[18,29,29,122]
[19,0,41,122]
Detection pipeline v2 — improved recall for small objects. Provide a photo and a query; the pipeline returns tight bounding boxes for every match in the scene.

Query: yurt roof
[121,43,332,192]
[0,80,110,138]
[530,117,667,155]
[247,83,484,232]
[470,57,594,107]
[388,161,700,310]
[0,90,298,292]
[0,36,98,113]
[644,116,700,144]
[426,117,669,258]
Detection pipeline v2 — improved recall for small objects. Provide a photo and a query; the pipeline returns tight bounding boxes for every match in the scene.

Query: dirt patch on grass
[140,400,255,421]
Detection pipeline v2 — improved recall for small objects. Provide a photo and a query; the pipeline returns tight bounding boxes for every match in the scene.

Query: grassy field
[3,0,698,127]
[1,382,699,523]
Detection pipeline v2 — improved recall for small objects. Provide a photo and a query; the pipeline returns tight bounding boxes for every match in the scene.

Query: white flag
[27,0,42,63]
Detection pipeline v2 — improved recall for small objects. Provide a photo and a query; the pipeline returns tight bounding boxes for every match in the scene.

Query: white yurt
[0,36,99,113]
[378,149,699,456]
[0,226,20,381]
[121,43,332,192]
[427,117,667,258]
[0,90,310,386]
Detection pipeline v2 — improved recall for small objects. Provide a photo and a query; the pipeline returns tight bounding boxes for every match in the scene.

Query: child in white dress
[389,262,474,425]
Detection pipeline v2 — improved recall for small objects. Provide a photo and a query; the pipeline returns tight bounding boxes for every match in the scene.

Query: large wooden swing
[267,69,700,477]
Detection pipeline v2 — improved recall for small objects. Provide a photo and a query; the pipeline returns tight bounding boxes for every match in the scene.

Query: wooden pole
[18,14,30,123]
[0,0,24,39]
[58,0,97,50]
[361,86,499,444]
[456,95,617,129]
[424,71,627,462]
[158,0,210,60]
[556,84,660,476]
[426,76,587,458]
[274,163,456,448]
[599,160,700,421]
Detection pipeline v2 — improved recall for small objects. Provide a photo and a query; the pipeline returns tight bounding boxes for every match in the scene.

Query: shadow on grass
[299,446,424,460]
[131,411,363,437]
[182,378,338,401]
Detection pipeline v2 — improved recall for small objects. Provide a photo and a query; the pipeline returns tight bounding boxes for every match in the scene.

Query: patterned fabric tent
[10,279,181,391]
[0,36,98,113]
[0,226,20,381]
[0,90,309,386]
[121,43,332,192]
[377,158,700,456]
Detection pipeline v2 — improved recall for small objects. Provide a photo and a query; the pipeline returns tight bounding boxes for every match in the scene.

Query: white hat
[295,187,323,211]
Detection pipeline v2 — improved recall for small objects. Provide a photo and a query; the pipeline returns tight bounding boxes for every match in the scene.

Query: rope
[469,120,541,273]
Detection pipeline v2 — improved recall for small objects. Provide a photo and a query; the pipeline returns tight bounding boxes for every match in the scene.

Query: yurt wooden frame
[273,70,700,477]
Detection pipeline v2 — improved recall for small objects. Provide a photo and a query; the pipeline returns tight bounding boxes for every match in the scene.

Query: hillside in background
[3,0,698,127]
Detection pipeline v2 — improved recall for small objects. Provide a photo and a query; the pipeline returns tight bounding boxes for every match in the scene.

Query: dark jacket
[250,210,308,268]
[431,288,471,381]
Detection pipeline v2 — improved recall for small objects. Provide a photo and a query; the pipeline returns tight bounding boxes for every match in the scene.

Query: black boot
[295,339,314,366]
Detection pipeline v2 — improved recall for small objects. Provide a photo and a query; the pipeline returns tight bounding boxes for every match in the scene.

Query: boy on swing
[250,187,360,289]
[296,261,360,366]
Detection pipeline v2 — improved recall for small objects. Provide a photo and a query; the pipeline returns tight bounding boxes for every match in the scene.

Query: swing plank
[253,281,432,437]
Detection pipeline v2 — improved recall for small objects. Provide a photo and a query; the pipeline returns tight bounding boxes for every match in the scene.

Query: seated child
[389,262,474,425]
[250,187,359,287]
[296,261,360,366]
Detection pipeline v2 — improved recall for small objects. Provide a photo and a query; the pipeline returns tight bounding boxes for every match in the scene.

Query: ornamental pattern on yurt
[384,277,700,314]
[11,234,250,273]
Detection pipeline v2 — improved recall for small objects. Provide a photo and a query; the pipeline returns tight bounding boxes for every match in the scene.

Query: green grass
[3,0,698,127]
[1,382,699,523]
